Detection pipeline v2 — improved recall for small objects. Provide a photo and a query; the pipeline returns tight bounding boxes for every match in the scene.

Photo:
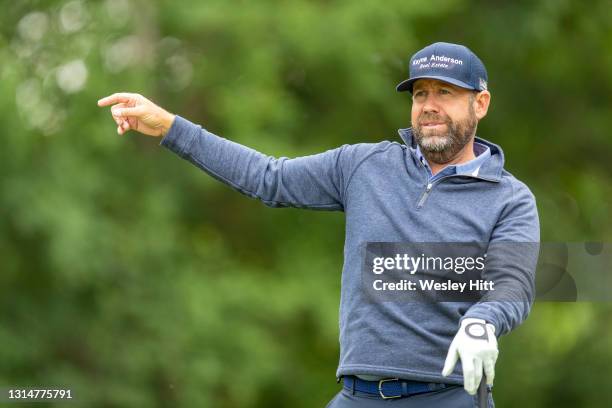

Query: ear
[473,91,491,120]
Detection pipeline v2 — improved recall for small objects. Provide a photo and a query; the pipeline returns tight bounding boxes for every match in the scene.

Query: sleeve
[159,115,356,210]
[460,181,540,336]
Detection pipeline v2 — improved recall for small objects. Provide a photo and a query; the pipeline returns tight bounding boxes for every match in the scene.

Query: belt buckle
[378,378,401,399]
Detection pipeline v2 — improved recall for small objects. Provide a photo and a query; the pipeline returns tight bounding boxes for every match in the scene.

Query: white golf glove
[442,318,498,395]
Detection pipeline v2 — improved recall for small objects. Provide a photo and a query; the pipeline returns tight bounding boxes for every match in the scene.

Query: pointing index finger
[97,93,135,107]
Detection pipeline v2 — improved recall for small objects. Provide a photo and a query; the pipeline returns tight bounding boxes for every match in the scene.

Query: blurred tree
[0,0,611,407]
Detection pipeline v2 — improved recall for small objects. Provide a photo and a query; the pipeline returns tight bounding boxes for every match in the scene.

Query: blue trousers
[325,383,495,408]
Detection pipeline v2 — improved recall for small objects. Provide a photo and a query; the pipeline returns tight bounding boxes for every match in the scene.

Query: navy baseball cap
[396,42,488,93]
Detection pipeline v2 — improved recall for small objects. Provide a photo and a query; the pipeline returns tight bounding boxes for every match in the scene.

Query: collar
[397,127,504,181]
[414,143,491,178]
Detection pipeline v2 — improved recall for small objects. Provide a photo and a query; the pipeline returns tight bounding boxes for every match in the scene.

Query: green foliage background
[1,0,611,406]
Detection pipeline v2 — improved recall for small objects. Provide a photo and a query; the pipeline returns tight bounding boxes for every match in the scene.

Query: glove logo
[465,322,489,341]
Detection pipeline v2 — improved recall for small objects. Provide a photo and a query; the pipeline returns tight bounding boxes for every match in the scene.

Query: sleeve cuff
[159,115,200,156]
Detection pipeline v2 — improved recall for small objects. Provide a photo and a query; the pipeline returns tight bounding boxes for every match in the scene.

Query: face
[411,79,490,164]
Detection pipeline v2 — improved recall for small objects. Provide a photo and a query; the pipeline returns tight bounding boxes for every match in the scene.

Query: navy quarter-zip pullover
[160,115,540,384]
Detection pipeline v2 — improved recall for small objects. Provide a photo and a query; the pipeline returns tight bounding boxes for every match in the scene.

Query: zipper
[416,174,500,209]
[417,183,433,208]
[406,144,500,208]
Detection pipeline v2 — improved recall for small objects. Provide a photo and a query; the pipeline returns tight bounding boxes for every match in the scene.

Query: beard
[413,107,478,165]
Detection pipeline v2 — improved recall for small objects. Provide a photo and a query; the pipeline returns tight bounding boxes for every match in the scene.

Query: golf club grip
[477,377,488,407]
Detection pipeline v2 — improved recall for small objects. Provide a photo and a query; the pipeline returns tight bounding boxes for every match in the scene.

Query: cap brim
[396,75,476,93]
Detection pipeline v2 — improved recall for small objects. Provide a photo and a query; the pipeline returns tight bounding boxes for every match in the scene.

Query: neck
[426,140,476,176]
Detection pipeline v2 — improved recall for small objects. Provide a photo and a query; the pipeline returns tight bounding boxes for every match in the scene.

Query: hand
[97,92,176,137]
[442,318,498,395]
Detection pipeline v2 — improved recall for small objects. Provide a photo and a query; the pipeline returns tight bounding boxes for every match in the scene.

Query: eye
[439,88,451,95]
[413,90,425,98]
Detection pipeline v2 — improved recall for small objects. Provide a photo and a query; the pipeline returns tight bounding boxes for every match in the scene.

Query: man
[98,42,539,407]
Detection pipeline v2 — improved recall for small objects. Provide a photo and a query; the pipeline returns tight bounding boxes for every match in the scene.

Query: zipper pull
[417,183,433,208]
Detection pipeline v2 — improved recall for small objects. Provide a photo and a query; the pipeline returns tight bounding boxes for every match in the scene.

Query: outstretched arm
[97,92,352,210]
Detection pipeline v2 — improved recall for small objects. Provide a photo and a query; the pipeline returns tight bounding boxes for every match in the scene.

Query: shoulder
[499,169,537,204]
[339,140,402,155]
[495,170,539,236]
[335,140,404,176]
[338,140,404,163]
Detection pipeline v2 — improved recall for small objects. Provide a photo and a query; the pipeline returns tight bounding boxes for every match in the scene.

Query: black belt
[342,376,449,399]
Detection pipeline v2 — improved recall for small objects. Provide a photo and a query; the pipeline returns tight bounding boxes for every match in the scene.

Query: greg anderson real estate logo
[412,54,464,70]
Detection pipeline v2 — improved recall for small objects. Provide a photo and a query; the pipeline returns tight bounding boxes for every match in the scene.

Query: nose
[421,94,440,114]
